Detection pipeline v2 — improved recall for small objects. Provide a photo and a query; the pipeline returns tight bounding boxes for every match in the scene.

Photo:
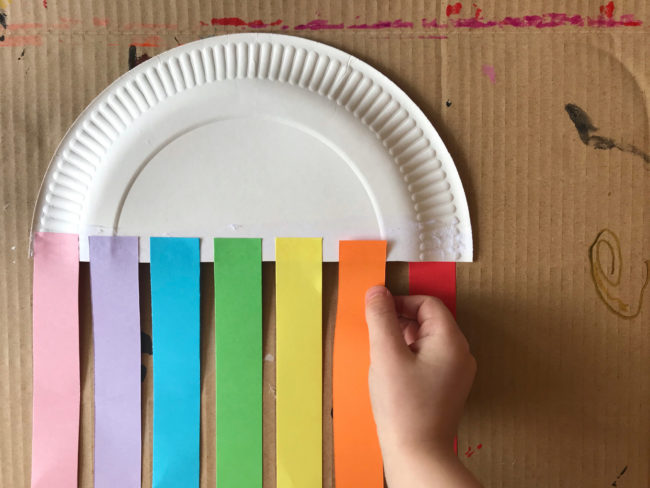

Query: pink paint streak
[0,35,43,46]
[482,65,496,83]
[348,19,413,29]
[7,23,44,30]
[294,19,344,30]
[93,17,109,27]
[423,8,641,30]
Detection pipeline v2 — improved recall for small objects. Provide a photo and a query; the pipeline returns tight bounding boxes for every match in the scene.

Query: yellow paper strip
[275,238,323,488]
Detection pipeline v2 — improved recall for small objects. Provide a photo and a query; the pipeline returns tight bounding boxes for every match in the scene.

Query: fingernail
[366,285,389,303]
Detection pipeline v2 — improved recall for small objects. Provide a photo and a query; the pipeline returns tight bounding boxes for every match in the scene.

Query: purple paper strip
[89,236,142,488]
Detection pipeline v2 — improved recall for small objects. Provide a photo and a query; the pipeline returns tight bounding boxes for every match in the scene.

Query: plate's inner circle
[118,117,383,243]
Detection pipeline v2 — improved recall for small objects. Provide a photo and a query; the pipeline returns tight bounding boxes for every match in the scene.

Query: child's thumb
[365,286,409,365]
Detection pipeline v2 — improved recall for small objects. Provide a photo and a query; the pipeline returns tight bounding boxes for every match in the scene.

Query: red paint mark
[0,34,43,46]
[348,19,413,29]
[294,19,344,30]
[42,0,47,8]
[211,17,247,27]
[199,20,210,26]
[482,64,496,83]
[474,8,482,19]
[207,17,283,29]
[93,17,109,27]
[464,444,483,457]
[446,3,463,16]
[600,1,615,18]
[130,35,160,47]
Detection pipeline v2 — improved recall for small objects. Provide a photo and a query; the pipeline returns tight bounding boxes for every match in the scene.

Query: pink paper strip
[31,232,80,488]
[89,236,141,488]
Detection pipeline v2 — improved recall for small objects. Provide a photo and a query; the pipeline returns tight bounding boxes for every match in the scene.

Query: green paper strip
[214,238,263,488]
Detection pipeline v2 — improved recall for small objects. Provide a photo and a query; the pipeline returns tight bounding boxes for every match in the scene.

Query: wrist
[382,440,480,488]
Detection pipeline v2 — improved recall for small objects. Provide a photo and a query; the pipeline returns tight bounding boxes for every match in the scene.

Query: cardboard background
[1,1,648,486]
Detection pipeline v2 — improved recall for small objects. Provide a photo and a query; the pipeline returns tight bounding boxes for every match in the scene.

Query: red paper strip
[408,261,456,316]
[408,261,457,454]
[333,240,387,487]
[31,232,80,488]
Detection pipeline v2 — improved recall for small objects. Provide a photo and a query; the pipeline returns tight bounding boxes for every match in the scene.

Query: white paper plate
[31,33,472,262]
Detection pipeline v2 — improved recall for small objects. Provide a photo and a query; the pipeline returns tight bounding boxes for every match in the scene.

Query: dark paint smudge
[141,331,152,382]
[611,465,628,486]
[565,103,650,165]
[17,48,25,60]
[446,99,452,107]
[141,331,153,355]
[0,10,7,43]
[128,44,151,70]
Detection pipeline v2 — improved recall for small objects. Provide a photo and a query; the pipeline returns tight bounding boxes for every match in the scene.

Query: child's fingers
[394,295,459,338]
[398,317,419,346]
[365,286,411,364]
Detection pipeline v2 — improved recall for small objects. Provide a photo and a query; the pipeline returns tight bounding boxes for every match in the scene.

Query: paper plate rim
[31,33,473,262]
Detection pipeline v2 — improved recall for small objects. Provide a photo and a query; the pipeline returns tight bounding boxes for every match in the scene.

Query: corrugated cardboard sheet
[1,1,648,486]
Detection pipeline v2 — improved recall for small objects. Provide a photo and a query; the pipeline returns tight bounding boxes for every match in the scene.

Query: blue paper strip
[150,237,201,488]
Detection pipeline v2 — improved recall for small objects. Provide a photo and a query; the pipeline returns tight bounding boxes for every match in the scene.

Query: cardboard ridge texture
[0,1,648,487]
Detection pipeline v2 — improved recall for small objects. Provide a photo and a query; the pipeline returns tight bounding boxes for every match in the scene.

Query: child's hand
[365,285,481,488]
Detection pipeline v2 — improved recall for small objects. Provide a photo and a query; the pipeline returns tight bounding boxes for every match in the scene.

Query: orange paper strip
[333,240,387,488]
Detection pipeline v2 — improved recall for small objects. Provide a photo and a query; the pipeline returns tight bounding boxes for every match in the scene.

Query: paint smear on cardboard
[482,65,496,83]
[129,35,160,47]
[0,34,42,46]
[447,3,463,16]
